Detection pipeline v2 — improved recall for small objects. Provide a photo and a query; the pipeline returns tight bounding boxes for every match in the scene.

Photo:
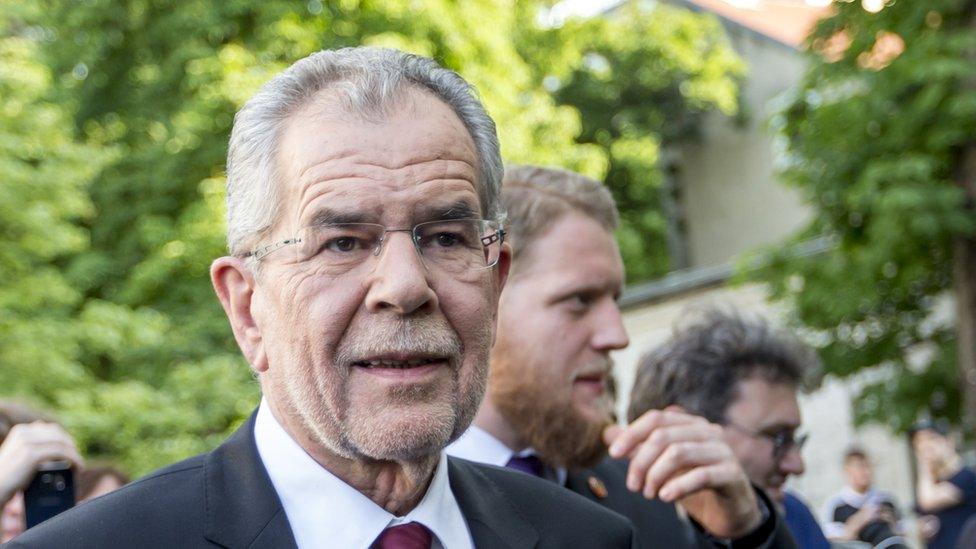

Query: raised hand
[604,407,761,539]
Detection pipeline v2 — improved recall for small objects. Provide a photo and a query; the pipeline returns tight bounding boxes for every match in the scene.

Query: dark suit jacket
[566,458,797,549]
[7,414,637,548]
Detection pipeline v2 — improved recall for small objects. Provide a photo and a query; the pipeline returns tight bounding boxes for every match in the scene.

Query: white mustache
[334,317,462,369]
[575,357,613,380]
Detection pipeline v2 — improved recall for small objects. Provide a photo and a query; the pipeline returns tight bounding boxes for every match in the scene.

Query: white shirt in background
[446,425,568,485]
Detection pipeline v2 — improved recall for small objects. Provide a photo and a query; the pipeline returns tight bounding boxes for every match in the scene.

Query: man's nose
[363,231,438,315]
[780,445,805,477]
[591,299,630,351]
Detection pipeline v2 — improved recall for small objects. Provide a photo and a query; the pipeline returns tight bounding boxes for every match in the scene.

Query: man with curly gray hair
[628,308,826,547]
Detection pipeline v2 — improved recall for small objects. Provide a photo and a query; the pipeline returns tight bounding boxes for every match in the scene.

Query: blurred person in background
[912,421,976,549]
[75,465,129,503]
[627,309,830,549]
[448,165,791,548]
[821,447,905,547]
[821,447,906,547]
[0,400,83,542]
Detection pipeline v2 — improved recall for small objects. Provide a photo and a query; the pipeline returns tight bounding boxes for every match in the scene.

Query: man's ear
[495,242,512,293]
[488,243,513,348]
[211,256,268,372]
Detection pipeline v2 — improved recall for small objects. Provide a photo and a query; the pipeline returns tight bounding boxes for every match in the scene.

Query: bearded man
[447,165,794,548]
[10,49,637,548]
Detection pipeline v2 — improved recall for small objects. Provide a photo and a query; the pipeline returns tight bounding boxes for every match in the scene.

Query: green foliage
[1,0,742,475]
[756,0,976,431]
[518,2,745,281]
[0,2,103,407]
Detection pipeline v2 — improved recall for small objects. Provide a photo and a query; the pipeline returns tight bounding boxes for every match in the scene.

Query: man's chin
[763,483,785,502]
[343,401,460,461]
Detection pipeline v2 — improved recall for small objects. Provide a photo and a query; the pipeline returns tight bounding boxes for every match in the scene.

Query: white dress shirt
[254,400,474,549]
[446,425,567,485]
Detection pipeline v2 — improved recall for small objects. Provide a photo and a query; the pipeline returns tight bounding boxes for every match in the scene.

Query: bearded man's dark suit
[565,458,798,549]
[8,413,637,549]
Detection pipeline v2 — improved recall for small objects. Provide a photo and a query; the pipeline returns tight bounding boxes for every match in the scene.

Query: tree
[517,1,744,282]
[0,0,108,428]
[3,0,604,476]
[756,0,976,432]
[2,0,744,474]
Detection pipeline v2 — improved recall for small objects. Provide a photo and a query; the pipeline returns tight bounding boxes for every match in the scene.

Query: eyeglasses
[243,218,505,276]
[723,422,808,461]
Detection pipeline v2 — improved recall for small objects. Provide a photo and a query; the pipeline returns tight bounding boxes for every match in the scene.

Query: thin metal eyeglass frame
[241,219,505,269]
[723,422,808,460]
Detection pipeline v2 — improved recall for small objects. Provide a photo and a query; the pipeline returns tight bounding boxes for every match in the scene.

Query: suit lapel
[448,458,540,549]
[203,412,299,549]
[565,468,599,503]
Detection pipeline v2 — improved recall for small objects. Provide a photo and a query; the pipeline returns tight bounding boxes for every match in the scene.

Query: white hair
[225,47,504,256]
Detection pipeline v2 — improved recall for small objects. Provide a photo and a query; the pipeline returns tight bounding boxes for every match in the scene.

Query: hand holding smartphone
[23,461,75,529]
[0,421,82,539]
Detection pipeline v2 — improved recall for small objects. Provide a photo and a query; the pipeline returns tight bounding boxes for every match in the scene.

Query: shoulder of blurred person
[931,466,976,549]
[957,513,976,549]
[9,415,639,548]
[782,491,830,549]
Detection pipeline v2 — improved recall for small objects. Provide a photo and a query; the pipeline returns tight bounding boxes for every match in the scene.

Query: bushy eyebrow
[307,209,373,227]
[418,200,479,222]
[758,422,800,434]
[304,200,479,228]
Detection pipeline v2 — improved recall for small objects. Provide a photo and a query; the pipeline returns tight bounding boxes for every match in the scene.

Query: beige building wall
[676,26,811,269]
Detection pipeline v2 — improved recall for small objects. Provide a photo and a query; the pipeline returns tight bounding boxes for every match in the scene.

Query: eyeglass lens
[291,219,502,274]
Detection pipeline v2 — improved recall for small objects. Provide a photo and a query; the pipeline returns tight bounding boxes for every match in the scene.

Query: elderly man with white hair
[10,47,637,548]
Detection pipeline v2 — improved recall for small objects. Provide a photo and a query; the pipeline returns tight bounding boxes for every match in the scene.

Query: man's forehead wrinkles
[295,158,478,206]
[299,157,477,184]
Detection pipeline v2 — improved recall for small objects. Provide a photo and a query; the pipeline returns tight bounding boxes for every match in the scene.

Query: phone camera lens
[42,473,52,483]
[56,480,66,491]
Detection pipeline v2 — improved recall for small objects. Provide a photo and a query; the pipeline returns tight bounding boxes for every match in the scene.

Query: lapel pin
[587,476,608,499]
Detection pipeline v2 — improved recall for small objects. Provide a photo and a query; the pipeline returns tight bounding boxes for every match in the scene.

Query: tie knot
[505,454,545,477]
[371,522,432,549]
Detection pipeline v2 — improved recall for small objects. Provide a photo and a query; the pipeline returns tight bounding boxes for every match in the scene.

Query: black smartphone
[23,461,75,529]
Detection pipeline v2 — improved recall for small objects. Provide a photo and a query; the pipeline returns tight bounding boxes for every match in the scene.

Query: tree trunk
[958,2,976,435]
[956,147,976,434]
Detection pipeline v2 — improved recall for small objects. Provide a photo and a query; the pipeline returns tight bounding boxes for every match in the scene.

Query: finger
[643,441,731,499]
[26,440,83,468]
[603,424,624,447]
[5,424,82,465]
[657,461,742,502]
[664,404,689,414]
[624,423,724,493]
[608,409,709,459]
[10,422,66,445]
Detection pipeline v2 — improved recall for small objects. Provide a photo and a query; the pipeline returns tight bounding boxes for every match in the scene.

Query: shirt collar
[840,485,883,507]
[446,425,514,467]
[253,399,472,549]
[446,425,568,485]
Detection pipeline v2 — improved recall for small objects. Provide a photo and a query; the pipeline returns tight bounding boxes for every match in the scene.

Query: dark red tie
[370,522,432,549]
